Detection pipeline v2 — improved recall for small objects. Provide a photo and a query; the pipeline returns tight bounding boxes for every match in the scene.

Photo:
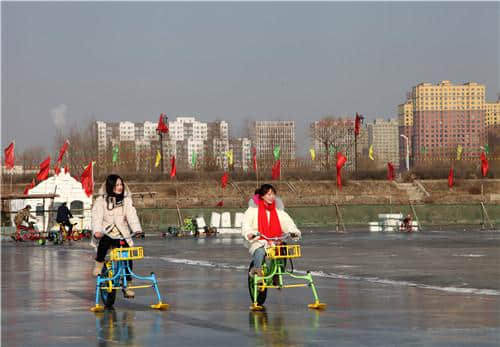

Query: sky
[2,1,498,156]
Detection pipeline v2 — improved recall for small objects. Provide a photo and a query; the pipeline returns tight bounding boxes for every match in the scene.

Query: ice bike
[247,233,326,311]
[90,233,169,312]
[14,222,42,242]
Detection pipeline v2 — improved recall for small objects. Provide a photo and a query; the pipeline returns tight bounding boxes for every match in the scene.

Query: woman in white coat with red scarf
[242,184,301,278]
[91,174,143,298]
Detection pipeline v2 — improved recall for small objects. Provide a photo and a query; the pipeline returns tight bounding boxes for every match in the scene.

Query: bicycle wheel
[100,264,116,308]
[248,261,267,306]
[72,231,81,241]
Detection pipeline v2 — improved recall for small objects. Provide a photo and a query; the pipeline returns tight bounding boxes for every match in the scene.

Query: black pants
[59,220,73,234]
[95,235,133,280]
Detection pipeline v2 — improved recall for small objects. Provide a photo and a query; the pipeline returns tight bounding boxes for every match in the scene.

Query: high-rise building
[206,121,230,169]
[367,118,399,168]
[250,121,295,167]
[167,117,208,168]
[409,81,487,164]
[486,99,500,127]
[93,121,168,172]
[230,137,252,171]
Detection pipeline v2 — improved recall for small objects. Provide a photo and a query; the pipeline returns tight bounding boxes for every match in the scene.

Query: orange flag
[448,166,454,188]
[221,172,228,188]
[271,160,281,180]
[23,179,35,195]
[56,140,69,163]
[336,153,347,191]
[480,152,489,177]
[80,162,94,197]
[170,156,177,178]
[4,142,15,169]
[156,113,169,133]
[36,156,51,182]
[387,162,395,181]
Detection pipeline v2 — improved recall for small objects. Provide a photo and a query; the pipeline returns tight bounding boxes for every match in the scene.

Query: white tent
[10,172,92,231]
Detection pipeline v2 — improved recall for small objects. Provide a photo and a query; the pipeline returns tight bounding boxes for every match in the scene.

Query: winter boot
[123,288,135,298]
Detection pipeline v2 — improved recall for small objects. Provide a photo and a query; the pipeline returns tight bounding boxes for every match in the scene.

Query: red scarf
[258,199,282,239]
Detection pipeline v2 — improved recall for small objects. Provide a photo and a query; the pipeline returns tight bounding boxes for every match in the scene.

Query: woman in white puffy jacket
[91,174,143,298]
[242,184,301,277]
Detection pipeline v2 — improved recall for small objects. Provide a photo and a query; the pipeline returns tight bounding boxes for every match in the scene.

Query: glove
[134,231,145,239]
[290,232,301,240]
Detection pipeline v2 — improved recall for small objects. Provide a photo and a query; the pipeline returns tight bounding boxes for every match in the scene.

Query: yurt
[10,171,92,232]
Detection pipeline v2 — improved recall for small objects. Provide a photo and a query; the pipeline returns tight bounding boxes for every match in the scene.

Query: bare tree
[310,117,346,171]
[20,146,48,170]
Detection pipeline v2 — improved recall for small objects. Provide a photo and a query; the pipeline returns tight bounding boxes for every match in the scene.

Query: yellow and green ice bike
[248,233,326,311]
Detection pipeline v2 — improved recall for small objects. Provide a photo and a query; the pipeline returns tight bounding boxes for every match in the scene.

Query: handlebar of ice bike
[250,232,300,242]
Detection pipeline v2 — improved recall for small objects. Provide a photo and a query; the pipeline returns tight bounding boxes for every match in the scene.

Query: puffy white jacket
[91,183,142,248]
[241,197,301,255]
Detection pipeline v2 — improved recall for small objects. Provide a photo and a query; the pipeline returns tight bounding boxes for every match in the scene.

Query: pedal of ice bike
[150,302,169,310]
[308,301,327,310]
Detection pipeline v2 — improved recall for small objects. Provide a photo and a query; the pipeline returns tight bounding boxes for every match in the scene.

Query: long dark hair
[105,174,125,210]
[254,184,277,199]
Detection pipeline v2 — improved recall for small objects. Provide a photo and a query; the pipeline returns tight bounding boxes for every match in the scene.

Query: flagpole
[355,134,358,174]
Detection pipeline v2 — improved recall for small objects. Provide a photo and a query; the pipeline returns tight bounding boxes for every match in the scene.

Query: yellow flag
[226,150,233,165]
[310,148,316,161]
[369,145,374,160]
[155,150,162,167]
[456,144,463,160]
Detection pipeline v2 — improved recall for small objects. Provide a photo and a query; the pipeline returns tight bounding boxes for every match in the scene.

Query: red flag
[54,163,61,175]
[64,164,69,174]
[36,156,51,182]
[448,166,454,188]
[23,178,35,195]
[480,152,489,177]
[271,160,281,180]
[354,113,363,137]
[336,152,347,191]
[216,200,224,207]
[80,162,94,197]
[4,142,15,169]
[170,155,176,178]
[387,162,395,181]
[221,172,229,188]
[56,140,69,163]
[252,147,257,171]
[156,113,169,133]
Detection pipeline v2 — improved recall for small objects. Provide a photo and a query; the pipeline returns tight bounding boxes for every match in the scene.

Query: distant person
[402,214,412,232]
[91,174,144,298]
[14,205,36,228]
[56,202,74,234]
[14,205,37,240]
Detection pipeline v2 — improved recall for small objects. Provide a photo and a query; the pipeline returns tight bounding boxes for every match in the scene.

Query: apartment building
[409,80,487,164]
[250,120,295,167]
[367,118,399,168]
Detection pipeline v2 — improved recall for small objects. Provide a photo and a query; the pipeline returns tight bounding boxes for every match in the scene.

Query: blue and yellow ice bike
[90,237,168,312]
[248,233,326,311]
